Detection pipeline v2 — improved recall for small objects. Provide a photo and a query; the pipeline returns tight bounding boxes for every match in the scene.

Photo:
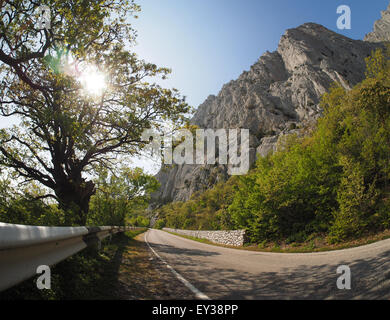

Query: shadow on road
[159,246,390,300]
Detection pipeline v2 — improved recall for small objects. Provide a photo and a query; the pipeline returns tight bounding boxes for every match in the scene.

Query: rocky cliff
[365,3,390,42]
[152,9,388,205]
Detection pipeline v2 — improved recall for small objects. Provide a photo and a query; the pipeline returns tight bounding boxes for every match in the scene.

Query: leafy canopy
[0,1,190,225]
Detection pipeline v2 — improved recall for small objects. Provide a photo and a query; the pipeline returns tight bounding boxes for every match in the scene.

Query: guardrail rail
[0,223,141,292]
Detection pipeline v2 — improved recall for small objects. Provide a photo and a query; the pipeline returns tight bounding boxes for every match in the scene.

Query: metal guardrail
[0,223,142,292]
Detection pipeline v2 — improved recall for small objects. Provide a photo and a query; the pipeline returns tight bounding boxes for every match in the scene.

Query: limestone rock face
[365,3,390,42]
[151,22,382,205]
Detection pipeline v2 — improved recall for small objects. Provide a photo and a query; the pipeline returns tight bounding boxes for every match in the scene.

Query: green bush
[154,219,166,229]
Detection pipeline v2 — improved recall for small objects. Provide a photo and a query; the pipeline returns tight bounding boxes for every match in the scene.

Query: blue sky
[128,0,389,173]
[132,0,389,109]
[1,1,389,174]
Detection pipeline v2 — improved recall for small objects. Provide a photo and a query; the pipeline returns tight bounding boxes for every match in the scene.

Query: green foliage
[155,177,238,231]
[128,215,150,227]
[154,219,166,229]
[229,132,339,243]
[365,45,390,81]
[0,1,190,225]
[156,47,390,245]
[0,176,64,225]
[88,167,159,226]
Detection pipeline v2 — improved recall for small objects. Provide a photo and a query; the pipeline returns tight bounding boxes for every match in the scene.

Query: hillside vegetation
[155,47,390,244]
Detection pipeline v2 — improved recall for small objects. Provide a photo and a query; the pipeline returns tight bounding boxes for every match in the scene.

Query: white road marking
[145,230,211,300]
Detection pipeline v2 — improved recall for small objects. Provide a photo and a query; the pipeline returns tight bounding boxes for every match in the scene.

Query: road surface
[144,229,390,300]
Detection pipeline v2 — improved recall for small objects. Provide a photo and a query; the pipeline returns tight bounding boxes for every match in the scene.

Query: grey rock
[152,22,383,205]
[256,136,279,158]
[365,3,390,42]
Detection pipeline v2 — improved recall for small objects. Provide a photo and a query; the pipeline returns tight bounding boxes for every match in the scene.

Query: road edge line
[145,230,211,300]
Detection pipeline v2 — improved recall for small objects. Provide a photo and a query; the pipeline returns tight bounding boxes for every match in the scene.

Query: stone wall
[163,228,246,247]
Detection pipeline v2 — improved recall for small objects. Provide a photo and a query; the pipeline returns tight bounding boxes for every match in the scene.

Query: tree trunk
[56,180,96,226]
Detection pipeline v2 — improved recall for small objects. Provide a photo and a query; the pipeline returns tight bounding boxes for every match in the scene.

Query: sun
[79,66,107,97]
[59,52,108,97]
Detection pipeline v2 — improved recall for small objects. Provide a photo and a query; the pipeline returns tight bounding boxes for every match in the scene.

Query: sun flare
[79,66,107,97]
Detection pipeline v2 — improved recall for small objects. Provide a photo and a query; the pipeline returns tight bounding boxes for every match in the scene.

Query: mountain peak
[364,2,390,42]
[152,7,388,205]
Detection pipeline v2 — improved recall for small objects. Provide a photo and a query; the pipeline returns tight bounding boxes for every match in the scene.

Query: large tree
[0,1,190,225]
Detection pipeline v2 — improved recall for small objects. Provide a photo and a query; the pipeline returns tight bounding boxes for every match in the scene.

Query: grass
[165,229,390,254]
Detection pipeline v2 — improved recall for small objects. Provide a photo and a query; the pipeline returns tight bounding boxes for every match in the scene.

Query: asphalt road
[144,229,390,300]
